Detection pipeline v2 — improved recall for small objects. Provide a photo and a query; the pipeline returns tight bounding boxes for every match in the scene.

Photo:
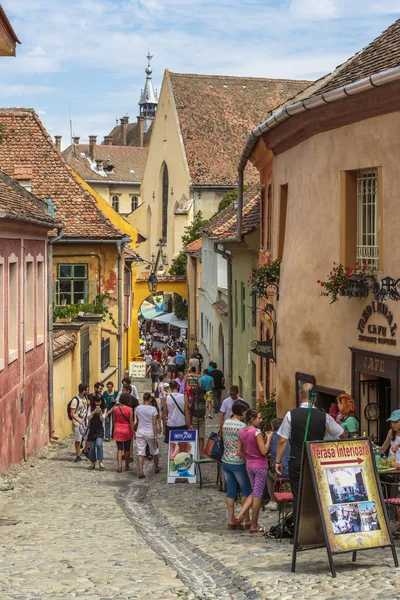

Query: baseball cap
[387,410,400,422]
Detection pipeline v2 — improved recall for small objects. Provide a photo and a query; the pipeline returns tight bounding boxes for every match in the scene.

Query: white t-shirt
[70,396,87,422]
[145,355,152,365]
[136,404,158,436]
[166,393,186,427]
[220,396,243,420]
[189,357,200,372]
[167,355,176,366]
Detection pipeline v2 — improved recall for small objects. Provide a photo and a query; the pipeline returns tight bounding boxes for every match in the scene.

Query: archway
[218,323,225,375]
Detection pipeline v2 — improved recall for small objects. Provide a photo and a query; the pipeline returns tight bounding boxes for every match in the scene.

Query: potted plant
[318,262,374,304]
[249,260,280,296]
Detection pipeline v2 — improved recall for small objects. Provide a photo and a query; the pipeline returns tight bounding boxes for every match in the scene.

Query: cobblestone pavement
[1,379,400,599]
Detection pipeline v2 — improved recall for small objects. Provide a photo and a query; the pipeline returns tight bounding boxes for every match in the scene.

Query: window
[277,184,288,261]
[357,169,379,270]
[57,263,87,305]
[162,163,169,239]
[201,312,204,338]
[266,184,272,251]
[0,258,4,370]
[131,196,139,212]
[8,255,18,363]
[36,258,45,345]
[112,195,119,212]
[18,179,32,192]
[234,280,238,328]
[241,283,246,332]
[101,337,110,372]
[25,257,34,351]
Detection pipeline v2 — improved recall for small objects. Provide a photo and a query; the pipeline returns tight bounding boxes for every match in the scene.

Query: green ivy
[256,389,276,427]
[54,293,117,328]
[172,293,188,320]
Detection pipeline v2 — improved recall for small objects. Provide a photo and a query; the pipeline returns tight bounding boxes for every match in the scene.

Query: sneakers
[267,501,279,511]
[74,455,82,463]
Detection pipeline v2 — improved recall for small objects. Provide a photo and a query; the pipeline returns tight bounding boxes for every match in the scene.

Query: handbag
[204,431,224,462]
[79,415,89,437]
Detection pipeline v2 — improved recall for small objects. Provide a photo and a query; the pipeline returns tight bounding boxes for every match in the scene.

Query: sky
[2,0,400,148]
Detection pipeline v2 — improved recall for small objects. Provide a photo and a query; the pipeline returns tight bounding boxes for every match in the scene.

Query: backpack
[190,384,207,418]
[67,396,80,421]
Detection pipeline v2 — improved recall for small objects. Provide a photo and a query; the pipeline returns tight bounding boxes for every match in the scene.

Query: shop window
[131,196,139,212]
[25,257,34,351]
[0,258,3,370]
[36,257,45,345]
[234,280,238,328]
[241,283,246,332]
[8,255,18,363]
[112,195,119,212]
[277,184,288,261]
[57,263,88,305]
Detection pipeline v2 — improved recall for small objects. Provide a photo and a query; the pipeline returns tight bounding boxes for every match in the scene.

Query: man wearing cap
[275,383,346,520]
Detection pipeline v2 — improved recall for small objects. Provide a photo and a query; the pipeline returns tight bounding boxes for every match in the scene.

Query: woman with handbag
[87,393,107,470]
[104,393,135,472]
[221,399,251,530]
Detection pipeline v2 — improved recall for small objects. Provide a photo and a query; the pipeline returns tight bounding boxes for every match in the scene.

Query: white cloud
[290,0,338,19]
[0,84,54,97]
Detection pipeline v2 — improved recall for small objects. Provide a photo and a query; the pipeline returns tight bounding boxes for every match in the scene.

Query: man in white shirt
[219,386,243,428]
[70,383,88,463]
[162,380,189,443]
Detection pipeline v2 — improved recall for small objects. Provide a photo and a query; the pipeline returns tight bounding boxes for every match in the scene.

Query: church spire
[139,52,158,133]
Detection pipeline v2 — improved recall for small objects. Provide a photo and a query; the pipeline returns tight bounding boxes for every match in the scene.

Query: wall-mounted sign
[357,301,397,346]
[251,339,275,361]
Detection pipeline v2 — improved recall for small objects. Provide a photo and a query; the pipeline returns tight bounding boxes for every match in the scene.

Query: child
[379,410,400,466]
[87,393,106,470]
[236,408,273,533]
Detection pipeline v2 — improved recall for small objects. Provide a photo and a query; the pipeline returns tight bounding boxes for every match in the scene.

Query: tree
[217,186,248,212]
[169,211,209,277]
[173,293,188,320]
[169,251,187,276]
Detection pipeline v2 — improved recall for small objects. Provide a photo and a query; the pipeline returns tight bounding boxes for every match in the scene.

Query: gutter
[236,64,400,241]
[52,237,132,244]
[85,180,142,185]
[215,244,233,389]
[0,212,58,228]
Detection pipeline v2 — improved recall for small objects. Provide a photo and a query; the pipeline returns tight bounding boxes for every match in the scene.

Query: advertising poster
[129,361,146,379]
[168,430,198,484]
[308,439,390,553]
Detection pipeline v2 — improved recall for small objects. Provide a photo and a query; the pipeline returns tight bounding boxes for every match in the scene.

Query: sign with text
[168,429,198,484]
[251,339,274,360]
[357,301,397,346]
[129,361,146,379]
[292,439,397,578]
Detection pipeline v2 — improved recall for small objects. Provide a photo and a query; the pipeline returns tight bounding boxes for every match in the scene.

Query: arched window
[112,195,119,212]
[131,196,138,212]
[162,164,168,239]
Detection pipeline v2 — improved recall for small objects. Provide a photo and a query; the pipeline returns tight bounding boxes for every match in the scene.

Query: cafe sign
[357,301,397,346]
[251,339,275,361]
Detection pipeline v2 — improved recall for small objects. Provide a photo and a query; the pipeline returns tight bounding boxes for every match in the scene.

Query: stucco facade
[90,182,141,216]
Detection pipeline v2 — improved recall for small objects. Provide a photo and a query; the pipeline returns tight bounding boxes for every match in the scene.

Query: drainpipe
[215,244,233,388]
[48,227,64,439]
[116,240,124,383]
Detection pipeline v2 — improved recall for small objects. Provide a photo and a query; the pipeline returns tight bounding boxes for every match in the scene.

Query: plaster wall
[53,333,81,439]
[90,182,141,216]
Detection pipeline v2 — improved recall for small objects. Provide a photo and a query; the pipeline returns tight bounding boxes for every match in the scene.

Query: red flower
[332,277,336,282]
[363,264,368,269]
[355,261,359,266]
[317,280,321,284]
[341,283,345,288]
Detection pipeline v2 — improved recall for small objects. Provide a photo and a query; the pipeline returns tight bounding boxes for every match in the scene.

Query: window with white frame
[8,254,18,363]
[36,257,45,345]
[131,196,139,212]
[356,169,379,270]
[25,256,34,351]
[0,258,4,370]
[112,195,119,212]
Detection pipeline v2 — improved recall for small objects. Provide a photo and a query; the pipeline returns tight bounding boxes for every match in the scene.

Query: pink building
[0,171,58,472]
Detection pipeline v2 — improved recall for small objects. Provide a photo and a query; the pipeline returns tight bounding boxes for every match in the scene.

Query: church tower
[139,52,158,134]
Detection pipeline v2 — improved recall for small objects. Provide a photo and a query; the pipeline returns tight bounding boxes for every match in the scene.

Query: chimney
[137,116,144,148]
[73,136,80,145]
[103,135,113,146]
[120,116,129,146]
[88,135,97,160]
[95,159,103,171]
[54,136,62,151]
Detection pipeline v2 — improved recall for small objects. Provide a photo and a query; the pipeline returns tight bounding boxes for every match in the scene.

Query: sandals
[88,463,95,470]
[139,473,146,479]
[228,523,237,530]
[155,467,162,474]
[117,467,122,473]
[250,525,265,534]
[125,466,132,472]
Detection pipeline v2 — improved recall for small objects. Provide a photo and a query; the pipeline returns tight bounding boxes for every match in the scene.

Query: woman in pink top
[236,408,273,533]
[105,393,134,472]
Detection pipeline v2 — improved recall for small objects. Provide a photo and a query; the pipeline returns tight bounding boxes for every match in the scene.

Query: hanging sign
[357,301,397,346]
[292,438,397,578]
[129,361,146,379]
[168,429,198,484]
[251,339,275,360]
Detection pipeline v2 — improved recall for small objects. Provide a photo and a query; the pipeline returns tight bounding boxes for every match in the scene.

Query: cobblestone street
[1,384,400,600]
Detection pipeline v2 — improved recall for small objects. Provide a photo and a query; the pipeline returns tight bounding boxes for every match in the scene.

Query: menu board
[129,361,146,379]
[168,429,198,484]
[292,439,397,577]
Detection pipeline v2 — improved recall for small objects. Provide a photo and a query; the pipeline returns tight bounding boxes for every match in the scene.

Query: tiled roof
[62,144,148,183]
[185,238,202,252]
[309,19,400,96]
[169,72,310,186]
[106,120,152,147]
[0,169,58,227]
[212,301,228,316]
[201,188,260,238]
[53,329,77,360]
[124,245,140,261]
[0,109,125,240]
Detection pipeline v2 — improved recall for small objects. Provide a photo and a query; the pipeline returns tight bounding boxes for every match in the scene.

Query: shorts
[72,423,82,442]
[222,462,252,499]
[116,440,131,451]
[205,392,213,403]
[167,365,175,373]
[247,467,268,499]
[151,375,159,383]
[191,416,205,439]
[136,433,160,456]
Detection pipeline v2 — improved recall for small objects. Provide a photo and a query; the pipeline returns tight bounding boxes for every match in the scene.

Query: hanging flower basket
[249,260,280,296]
[318,262,375,304]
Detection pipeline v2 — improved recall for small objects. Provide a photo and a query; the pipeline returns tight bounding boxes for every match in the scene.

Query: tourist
[185,366,200,399]
[175,348,186,372]
[206,361,214,374]
[83,382,104,457]
[210,362,225,413]
[103,381,117,441]
[194,347,203,372]
[275,383,345,519]
[158,375,168,404]
[87,393,106,470]
[187,383,207,458]
[150,395,163,435]
[266,417,290,511]
[146,358,161,393]
[174,371,185,394]
[69,383,88,462]
[199,368,214,419]
[379,410,400,466]
[220,385,243,427]
[116,381,139,409]
[188,352,200,373]
[105,392,135,472]
[221,399,251,529]
[166,352,176,379]
[135,393,162,478]
[336,392,359,437]
[235,408,273,532]
[144,350,152,376]
[162,380,189,443]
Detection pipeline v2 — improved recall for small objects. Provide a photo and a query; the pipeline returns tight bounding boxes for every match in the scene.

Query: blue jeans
[89,438,104,463]
[222,461,252,499]
[105,417,111,440]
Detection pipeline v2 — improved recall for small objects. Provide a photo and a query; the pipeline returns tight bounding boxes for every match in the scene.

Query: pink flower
[363,264,368,270]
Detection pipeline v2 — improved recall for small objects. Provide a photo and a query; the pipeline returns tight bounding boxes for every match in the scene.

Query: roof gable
[168,72,310,186]
[201,187,260,238]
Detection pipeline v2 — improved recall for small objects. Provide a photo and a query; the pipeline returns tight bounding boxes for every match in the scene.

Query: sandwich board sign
[168,429,198,484]
[129,361,146,379]
[292,438,398,578]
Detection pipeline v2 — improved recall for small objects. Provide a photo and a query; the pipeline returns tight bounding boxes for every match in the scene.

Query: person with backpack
[162,380,190,443]
[104,392,135,472]
[135,392,162,479]
[185,366,200,400]
[187,383,207,457]
[68,383,88,463]
[87,393,107,470]
[103,381,118,441]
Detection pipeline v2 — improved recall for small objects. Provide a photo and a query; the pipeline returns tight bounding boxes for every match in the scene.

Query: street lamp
[147,271,158,294]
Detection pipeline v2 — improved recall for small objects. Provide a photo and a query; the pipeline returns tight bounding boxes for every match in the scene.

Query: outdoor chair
[381,480,400,538]
[273,477,294,542]
[194,457,221,489]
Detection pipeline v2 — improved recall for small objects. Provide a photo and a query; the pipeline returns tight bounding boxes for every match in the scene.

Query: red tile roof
[53,329,77,360]
[124,245,140,261]
[0,169,58,227]
[106,120,152,147]
[201,188,260,239]
[62,144,148,183]
[0,109,125,240]
[169,72,310,186]
[185,238,202,253]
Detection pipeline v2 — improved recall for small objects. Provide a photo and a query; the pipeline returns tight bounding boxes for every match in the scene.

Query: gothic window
[162,164,168,239]
[112,195,119,212]
[131,196,139,212]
